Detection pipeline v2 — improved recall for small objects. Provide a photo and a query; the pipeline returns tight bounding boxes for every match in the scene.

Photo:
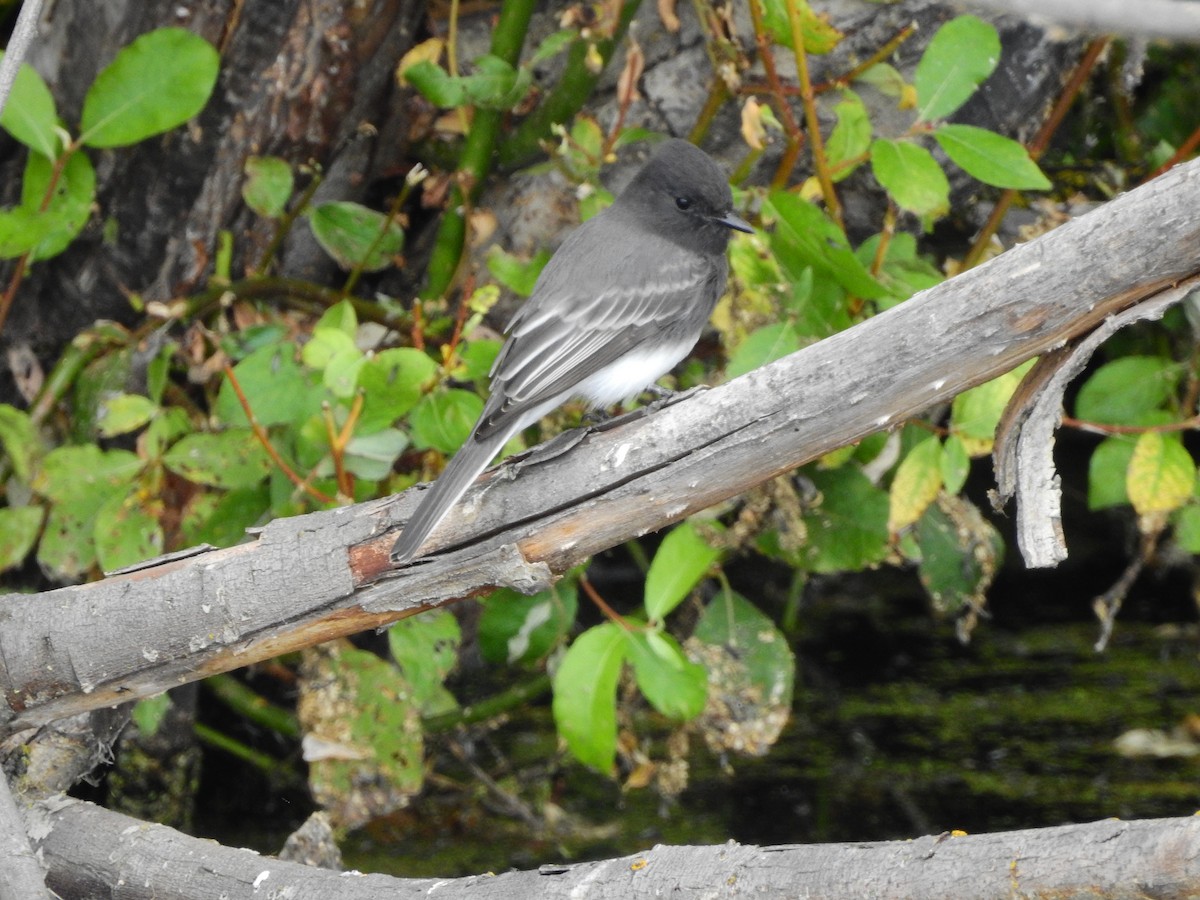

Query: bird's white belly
[574,341,693,407]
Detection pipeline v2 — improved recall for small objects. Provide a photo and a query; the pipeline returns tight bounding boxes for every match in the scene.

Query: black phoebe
[391,138,751,563]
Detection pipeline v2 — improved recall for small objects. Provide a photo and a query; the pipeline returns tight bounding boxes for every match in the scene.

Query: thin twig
[786,0,841,226]
[747,0,803,191]
[962,38,1109,270]
[579,575,636,631]
[221,363,336,504]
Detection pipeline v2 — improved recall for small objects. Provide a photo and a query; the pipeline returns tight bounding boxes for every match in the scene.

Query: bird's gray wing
[475,236,719,438]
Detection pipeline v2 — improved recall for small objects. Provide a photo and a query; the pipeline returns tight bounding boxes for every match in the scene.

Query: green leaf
[0,205,49,258]
[950,360,1034,456]
[180,484,270,548]
[314,298,358,337]
[0,506,43,572]
[915,495,1003,617]
[356,348,438,433]
[131,694,172,738]
[940,434,971,496]
[387,609,461,717]
[888,436,943,532]
[856,232,944,307]
[33,445,142,576]
[409,389,483,454]
[869,139,950,218]
[0,404,37,480]
[826,90,871,181]
[854,62,908,100]
[308,201,404,272]
[1075,356,1181,426]
[799,466,890,573]
[552,623,627,772]
[479,584,578,665]
[0,54,61,158]
[1172,504,1200,554]
[726,322,803,379]
[759,0,842,53]
[215,342,323,428]
[453,339,502,383]
[913,15,1000,121]
[339,429,409,481]
[94,493,163,572]
[242,156,294,219]
[34,445,142,503]
[530,29,577,64]
[644,520,722,621]
[299,644,424,830]
[934,124,1050,190]
[692,590,794,755]
[96,393,158,437]
[301,329,364,399]
[301,327,359,371]
[1088,435,1135,510]
[164,429,272,489]
[21,151,97,262]
[486,245,551,297]
[765,191,886,299]
[402,60,465,107]
[627,631,707,721]
[80,28,220,148]
[463,54,532,109]
[1127,431,1194,517]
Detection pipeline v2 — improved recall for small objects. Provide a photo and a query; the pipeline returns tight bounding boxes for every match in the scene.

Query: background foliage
[1,0,1198,873]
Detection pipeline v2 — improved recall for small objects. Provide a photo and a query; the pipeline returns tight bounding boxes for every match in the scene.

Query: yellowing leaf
[1127,431,1194,517]
[889,436,943,533]
[397,37,445,86]
[950,360,1034,456]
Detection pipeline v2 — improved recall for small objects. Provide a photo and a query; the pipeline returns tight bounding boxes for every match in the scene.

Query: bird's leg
[642,383,675,400]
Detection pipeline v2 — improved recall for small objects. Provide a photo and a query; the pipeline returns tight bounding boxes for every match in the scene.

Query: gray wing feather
[477,228,717,438]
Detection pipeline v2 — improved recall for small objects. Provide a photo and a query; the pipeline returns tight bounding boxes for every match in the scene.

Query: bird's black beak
[714,210,753,233]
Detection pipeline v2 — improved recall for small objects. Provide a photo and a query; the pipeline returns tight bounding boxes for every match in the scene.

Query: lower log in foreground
[28,798,1200,900]
[1,160,1199,740]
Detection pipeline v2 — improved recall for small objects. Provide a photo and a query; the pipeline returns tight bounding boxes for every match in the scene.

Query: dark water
[333,564,1200,877]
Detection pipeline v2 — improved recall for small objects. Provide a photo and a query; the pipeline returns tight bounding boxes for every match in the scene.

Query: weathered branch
[0,773,47,900]
[2,158,1199,743]
[960,0,1200,42]
[25,798,1200,900]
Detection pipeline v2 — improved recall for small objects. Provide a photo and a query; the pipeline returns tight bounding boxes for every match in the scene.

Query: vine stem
[785,0,841,227]
[580,575,637,631]
[747,0,803,191]
[961,38,1109,270]
[221,362,335,504]
[1061,414,1200,436]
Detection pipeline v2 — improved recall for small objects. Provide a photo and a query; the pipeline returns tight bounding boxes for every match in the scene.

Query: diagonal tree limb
[1,158,1200,743]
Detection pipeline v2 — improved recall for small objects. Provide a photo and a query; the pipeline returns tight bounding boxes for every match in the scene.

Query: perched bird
[391,138,751,564]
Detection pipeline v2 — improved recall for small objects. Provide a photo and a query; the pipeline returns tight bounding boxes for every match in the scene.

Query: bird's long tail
[390,426,515,564]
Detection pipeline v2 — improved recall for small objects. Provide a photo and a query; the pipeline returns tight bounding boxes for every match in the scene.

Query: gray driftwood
[24,797,1200,900]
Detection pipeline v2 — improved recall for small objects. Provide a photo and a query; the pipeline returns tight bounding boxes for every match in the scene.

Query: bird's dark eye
[675,196,692,210]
